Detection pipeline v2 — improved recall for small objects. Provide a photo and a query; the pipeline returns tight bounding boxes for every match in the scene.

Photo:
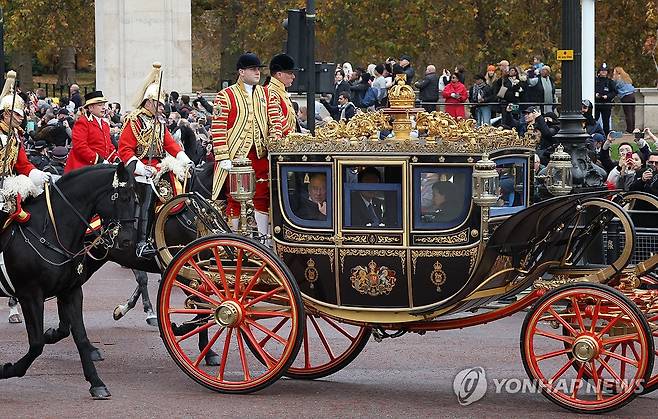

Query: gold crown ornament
[131,62,166,109]
[387,73,415,109]
[0,70,26,117]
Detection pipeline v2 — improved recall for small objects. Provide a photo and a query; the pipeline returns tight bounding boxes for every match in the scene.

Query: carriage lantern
[545,144,573,196]
[472,153,499,207]
[228,156,255,234]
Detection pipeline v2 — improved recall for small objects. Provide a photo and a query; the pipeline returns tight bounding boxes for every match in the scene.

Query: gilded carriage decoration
[304,258,319,288]
[430,261,447,292]
[350,260,397,296]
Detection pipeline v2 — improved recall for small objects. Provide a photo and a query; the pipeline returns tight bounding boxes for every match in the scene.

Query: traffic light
[284,9,307,92]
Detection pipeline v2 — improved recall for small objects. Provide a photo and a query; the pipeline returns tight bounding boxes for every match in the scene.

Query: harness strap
[48,181,101,237]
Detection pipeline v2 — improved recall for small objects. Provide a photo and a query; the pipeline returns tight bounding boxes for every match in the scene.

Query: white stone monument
[95,0,192,109]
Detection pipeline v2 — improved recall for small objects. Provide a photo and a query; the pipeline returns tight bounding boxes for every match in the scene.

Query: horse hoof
[145,316,158,327]
[90,348,105,362]
[1,362,13,378]
[8,313,22,324]
[113,305,125,321]
[205,353,221,366]
[90,386,111,400]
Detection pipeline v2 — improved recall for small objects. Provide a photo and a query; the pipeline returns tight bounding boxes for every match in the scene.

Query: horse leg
[44,298,104,361]
[59,287,110,399]
[113,277,142,321]
[134,270,157,327]
[8,297,22,323]
[1,297,45,379]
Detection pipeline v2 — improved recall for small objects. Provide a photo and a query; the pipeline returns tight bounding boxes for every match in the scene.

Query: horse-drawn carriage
[149,107,658,414]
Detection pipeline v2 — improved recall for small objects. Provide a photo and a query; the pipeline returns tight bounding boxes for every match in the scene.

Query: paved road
[1,263,655,418]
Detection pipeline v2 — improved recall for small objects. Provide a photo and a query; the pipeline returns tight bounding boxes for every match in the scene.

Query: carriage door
[335,159,409,308]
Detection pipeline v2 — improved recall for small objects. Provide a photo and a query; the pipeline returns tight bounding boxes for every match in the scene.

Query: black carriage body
[269,138,536,323]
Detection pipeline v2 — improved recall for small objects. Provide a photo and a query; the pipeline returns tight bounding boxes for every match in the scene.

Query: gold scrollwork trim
[411,248,478,275]
[339,248,406,274]
[343,235,369,244]
[283,228,333,243]
[415,229,469,245]
[377,235,400,244]
[277,245,335,272]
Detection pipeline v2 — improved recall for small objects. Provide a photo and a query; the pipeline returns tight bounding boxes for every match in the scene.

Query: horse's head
[96,162,138,249]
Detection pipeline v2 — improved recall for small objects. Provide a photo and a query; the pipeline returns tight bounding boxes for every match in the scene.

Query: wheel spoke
[234,248,243,299]
[570,297,586,332]
[600,349,638,367]
[589,360,603,401]
[319,313,359,342]
[627,341,641,362]
[188,257,226,301]
[243,286,286,308]
[218,328,233,381]
[176,321,215,343]
[602,333,639,347]
[535,348,572,362]
[535,328,575,345]
[597,357,625,384]
[240,324,276,368]
[302,321,311,368]
[549,357,575,383]
[239,261,267,303]
[620,344,627,380]
[248,310,292,319]
[548,307,579,336]
[246,318,288,346]
[194,327,225,367]
[168,308,214,315]
[309,314,336,361]
[589,300,602,334]
[173,280,222,307]
[258,318,288,347]
[235,329,251,381]
[597,313,624,338]
[212,246,231,297]
[571,362,586,398]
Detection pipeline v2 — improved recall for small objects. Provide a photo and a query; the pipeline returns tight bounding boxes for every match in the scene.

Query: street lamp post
[552,0,592,188]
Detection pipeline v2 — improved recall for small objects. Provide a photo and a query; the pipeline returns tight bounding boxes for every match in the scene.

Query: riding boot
[254,210,271,247]
[136,183,156,258]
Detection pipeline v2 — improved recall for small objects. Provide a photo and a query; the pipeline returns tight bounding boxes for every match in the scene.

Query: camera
[634,131,644,141]
[510,104,519,112]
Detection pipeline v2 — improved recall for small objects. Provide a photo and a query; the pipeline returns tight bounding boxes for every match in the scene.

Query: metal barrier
[604,212,658,266]
[34,82,95,99]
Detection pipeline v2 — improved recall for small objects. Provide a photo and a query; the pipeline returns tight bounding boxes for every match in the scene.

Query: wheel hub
[572,335,600,363]
[214,300,243,327]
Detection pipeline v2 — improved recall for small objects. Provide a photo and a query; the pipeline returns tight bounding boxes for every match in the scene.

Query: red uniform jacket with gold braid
[210,81,282,198]
[266,77,297,136]
[0,123,34,177]
[64,112,117,173]
[118,108,182,165]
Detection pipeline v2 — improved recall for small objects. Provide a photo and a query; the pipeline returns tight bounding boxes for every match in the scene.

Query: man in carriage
[118,62,194,258]
[64,90,118,173]
[0,70,52,323]
[210,52,282,237]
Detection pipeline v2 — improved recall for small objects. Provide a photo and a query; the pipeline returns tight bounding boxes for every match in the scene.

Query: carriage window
[343,166,402,229]
[414,167,471,229]
[281,166,332,228]
[491,158,527,217]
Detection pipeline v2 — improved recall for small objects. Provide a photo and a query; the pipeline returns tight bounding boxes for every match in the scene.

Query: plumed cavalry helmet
[130,62,166,109]
[0,70,26,117]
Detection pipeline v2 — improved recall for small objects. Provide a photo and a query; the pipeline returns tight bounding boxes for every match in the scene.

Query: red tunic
[64,113,117,173]
[13,144,35,176]
[118,109,182,165]
[1,125,35,177]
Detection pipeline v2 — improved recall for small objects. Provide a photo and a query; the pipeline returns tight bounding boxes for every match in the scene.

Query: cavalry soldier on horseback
[64,90,117,173]
[211,52,282,236]
[265,53,299,136]
[0,70,51,323]
[118,62,193,258]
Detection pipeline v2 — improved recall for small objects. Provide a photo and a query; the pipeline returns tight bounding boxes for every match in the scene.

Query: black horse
[44,162,225,365]
[0,163,137,399]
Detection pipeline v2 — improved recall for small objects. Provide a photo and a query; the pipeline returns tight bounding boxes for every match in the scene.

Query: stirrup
[136,241,157,259]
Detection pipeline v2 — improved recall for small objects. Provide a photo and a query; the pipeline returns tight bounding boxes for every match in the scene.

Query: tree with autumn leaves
[1,0,657,90]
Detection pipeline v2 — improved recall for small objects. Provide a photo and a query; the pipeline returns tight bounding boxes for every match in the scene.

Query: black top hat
[84,90,108,107]
[269,54,298,73]
[236,53,266,70]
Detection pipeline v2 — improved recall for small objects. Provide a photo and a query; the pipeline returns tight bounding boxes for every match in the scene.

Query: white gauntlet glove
[28,169,51,187]
[134,160,156,178]
[176,151,194,168]
[219,159,233,171]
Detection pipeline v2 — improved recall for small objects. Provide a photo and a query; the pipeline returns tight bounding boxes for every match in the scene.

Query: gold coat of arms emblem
[350,260,397,296]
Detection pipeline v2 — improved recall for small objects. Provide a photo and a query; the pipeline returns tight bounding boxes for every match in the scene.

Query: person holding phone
[600,129,651,173]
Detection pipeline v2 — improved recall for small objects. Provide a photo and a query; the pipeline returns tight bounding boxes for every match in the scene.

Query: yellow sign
[557,50,574,61]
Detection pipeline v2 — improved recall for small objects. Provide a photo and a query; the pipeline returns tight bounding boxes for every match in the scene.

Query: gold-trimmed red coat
[210,80,282,199]
[65,112,116,173]
[0,122,34,177]
[118,108,182,165]
[266,77,297,136]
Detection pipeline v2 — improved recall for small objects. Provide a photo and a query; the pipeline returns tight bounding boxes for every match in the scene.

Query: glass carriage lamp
[228,156,255,234]
[472,153,499,207]
[545,144,573,196]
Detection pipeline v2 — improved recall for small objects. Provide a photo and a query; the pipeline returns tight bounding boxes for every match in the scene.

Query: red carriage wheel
[521,283,653,414]
[639,274,658,394]
[157,234,305,394]
[284,312,371,379]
